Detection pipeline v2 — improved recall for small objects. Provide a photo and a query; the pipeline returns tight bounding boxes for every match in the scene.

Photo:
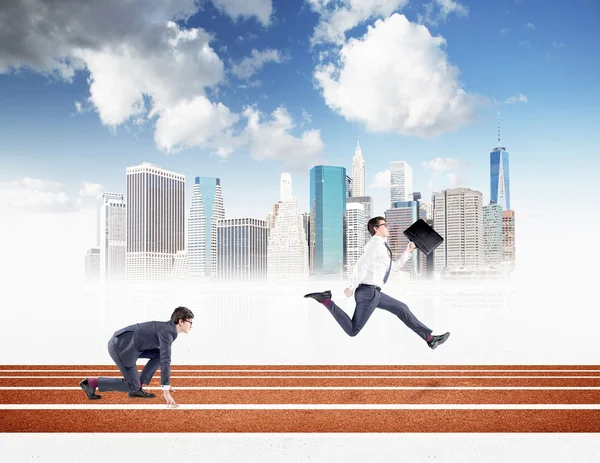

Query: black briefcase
[403,219,443,256]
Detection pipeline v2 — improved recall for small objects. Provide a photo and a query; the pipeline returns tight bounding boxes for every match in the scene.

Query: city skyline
[84,145,514,282]
[1,0,599,286]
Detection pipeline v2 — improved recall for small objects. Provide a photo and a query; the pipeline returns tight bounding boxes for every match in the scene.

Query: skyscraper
[347,196,373,242]
[171,250,188,280]
[188,179,206,279]
[490,113,511,210]
[217,218,268,282]
[420,201,433,222]
[126,163,185,281]
[502,210,516,270]
[483,203,503,268]
[310,166,346,276]
[97,192,126,281]
[195,177,225,278]
[345,202,365,276]
[432,188,484,273]
[388,200,426,278]
[390,161,413,207]
[84,247,100,280]
[267,173,309,281]
[351,140,365,197]
[302,212,311,270]
[266,202,280,236]
[280,173,292,201]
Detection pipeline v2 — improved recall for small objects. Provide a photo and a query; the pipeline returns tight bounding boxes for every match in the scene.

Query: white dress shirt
[347,235,412,291]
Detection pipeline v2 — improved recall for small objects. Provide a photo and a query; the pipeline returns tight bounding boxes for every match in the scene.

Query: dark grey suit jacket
[112,321,178,387]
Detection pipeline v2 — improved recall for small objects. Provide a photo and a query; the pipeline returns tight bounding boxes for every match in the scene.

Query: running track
[1,365,600,432]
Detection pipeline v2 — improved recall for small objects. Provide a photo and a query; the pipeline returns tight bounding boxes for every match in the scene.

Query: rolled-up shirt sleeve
[347,242,375,291]
[392,250,412,271]
[158,330,175,388]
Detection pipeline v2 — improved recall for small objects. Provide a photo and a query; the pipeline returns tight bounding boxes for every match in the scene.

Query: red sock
[88,378,99,389]
[426,334,433,342]
[322,299,331,307]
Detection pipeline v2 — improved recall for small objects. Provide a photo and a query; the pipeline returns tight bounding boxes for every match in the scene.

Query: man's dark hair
[171,306,194,324]
[367,216,386,236]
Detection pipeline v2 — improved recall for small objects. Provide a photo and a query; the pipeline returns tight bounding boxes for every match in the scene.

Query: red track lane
[2,409,600,432]
[4,370,600,377]
[3,378,600,387]
[2,389,600,405]
[2,365,600,432]
[2,365,600,371]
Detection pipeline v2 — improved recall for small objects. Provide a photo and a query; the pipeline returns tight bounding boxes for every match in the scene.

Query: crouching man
[79,306,194,408]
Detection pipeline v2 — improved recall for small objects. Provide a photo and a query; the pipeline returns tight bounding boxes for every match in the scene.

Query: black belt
[358,283,381,291]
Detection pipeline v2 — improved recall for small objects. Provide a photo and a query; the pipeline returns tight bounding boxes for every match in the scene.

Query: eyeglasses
[184,319,193,326]
[375,223,388,228]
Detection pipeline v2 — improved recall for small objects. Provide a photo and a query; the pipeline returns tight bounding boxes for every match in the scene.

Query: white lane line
[1,369,600,373]
[2,375,600,379]
[3,386,600,390]
[2,404,600,410]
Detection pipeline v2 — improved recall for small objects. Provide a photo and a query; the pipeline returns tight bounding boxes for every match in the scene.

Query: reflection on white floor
[3,270,597,365]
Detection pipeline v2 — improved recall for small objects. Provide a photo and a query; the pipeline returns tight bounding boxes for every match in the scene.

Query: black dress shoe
[303,290,332,303]
[80,379,101,400]
[427,332,450,350]
[128,388,156,398]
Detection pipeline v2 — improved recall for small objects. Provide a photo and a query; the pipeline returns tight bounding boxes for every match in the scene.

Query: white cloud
[75,23,225,128]
[0,0,201,78]
[314,13,480,137]
[154,96,240,156]
[0,178,83,212]
[78,181,105,198]
[0,178,108,213]
[370,170,391,189]
[500,28,510,35]
[301,109,313,126]
[422,157,469,194]
[526,22,536,30]
[422,157,461,173]
[231,48,289,79]
[0,1,278,161]
[211,0,273,26]
[419,0,469,26]
[237,80,262,89]
[553,41,566,49]
[307,0,408,46]
[236,33,259,44]
[153,102,325,166]
[20,178,63,192]
[434,0,468,17]
[240,106,325,169]
[446,172,468,187]
[505,94,528,104]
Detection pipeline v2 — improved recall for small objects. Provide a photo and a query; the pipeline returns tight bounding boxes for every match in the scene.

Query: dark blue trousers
[97,336,161,393]
[325,285,432,340]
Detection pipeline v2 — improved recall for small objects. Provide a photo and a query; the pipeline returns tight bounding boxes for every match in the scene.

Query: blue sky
[1,0,599,268]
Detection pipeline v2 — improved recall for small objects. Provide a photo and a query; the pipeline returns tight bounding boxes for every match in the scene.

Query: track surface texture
[2,365,600,433]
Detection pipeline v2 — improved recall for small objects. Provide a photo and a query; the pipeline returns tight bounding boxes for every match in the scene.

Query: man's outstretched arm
[158,330,178,407]
[392,242,415,271]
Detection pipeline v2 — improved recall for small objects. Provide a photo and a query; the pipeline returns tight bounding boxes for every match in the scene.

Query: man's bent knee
[350,326,362,337]
[127,377,141,392]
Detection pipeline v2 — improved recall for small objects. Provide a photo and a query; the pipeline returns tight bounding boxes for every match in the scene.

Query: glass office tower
[490,147,510,210]
[310,166,346,276]
[195,177,225,278]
